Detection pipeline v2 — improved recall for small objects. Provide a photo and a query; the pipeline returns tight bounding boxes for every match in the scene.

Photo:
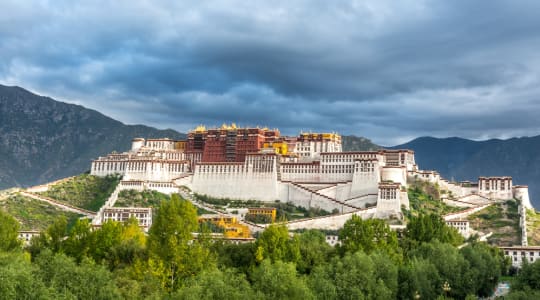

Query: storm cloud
[1,0,540,145]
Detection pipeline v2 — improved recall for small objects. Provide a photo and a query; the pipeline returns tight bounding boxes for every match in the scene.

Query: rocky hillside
[0,84,185,189]
[341,135,381,151]
[393,136,540,208]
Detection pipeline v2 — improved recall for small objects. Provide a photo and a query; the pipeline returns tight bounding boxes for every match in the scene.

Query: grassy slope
[115,189,211,215]
[467,200,520,246]
[405,181,465,220]
[0,193,82,230]
[39,174,120,211]
[114,189,169,208]
[526,209,540,245]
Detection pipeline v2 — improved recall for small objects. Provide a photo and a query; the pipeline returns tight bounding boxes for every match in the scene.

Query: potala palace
[89,124,534,231]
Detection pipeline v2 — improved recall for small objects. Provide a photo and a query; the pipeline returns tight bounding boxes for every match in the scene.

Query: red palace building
[185,124,281,163]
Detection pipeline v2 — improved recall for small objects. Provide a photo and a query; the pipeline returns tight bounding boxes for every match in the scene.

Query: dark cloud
[2,0,540,145]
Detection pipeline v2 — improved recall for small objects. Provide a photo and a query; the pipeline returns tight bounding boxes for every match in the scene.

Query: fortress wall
[514,186,533,209]
[350,168,379,199]
[314,183,353,201]
[444,199,475,208]
[173,175,193,188]
[124,161,189,182]
[317,185,338,199]
[91,161,126,177]
[335,182,353,201]
[118,181,145,191]
[286,208,376,230]
[280,172,321,182]
[192,166,278,201]
[319,172,354,183]
[375,185,403,217]
[443,203,491,221]
[381,166,407,186]
[118,180,179,195]
[278,183,356,213]
[478,177,513,200]
[400,190,410,209]
[146,182,179,194]
[478,190,514,201]
[347,194,378,208]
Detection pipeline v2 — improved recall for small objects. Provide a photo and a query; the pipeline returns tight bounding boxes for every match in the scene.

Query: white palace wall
[277,182,359,213]
[350,160,380,198]
[192,163,279,201]
[381,166,408,187]
[514,186,533,209]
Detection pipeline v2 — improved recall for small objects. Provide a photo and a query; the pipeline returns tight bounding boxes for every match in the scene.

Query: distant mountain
[393,136,540,209]
[0,84,185,189]
[342,135,381,151]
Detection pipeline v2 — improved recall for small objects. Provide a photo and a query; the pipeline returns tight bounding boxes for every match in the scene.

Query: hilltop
[393,136,540,208]
[0,84,185,190]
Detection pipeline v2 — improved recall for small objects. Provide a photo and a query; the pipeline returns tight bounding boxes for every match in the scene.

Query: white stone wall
[278,182,358,213]
[445,220,470,238]
[375,184,403,217]
[381,166,407,187]
[124,160,189,182]
[514,186,533,209]
[91,160,127,177]
[192,164,279,202]
[478,177,513,200]
[286,207,376,230]
[350,160,380,198]
[131,139,145,151]
[443,203,491,220]
[102,207,153,232]
[501,247,540,268]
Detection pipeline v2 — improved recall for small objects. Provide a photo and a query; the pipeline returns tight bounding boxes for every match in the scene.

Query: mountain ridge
[0,84,185,189]
[393,136,540,208]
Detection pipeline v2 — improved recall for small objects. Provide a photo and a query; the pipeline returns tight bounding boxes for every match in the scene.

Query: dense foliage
[0,194,525,299]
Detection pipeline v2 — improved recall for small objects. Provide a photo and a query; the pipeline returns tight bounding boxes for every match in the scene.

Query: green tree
[147,194,212,291]
[0,251,51,299]
[408,240,472,299]
[405,213,463,246]
[34,249,121,299]
[211,241,256,273]
[309,251,397,300]
[513,259,540,291]
[459,242,502,297]
[296,229,333,274]
[0,210,21,251]
[91,219,123,263]
[339,215,400,261]
[251,259,313,300]
[504,290,540,300]
[63,218,93,262]
[255,224,300,263]
[26,216,68,259]
[46,215,67,253]
[172,268,256,299]
[398,258,441,300]
[107,217,147,269]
